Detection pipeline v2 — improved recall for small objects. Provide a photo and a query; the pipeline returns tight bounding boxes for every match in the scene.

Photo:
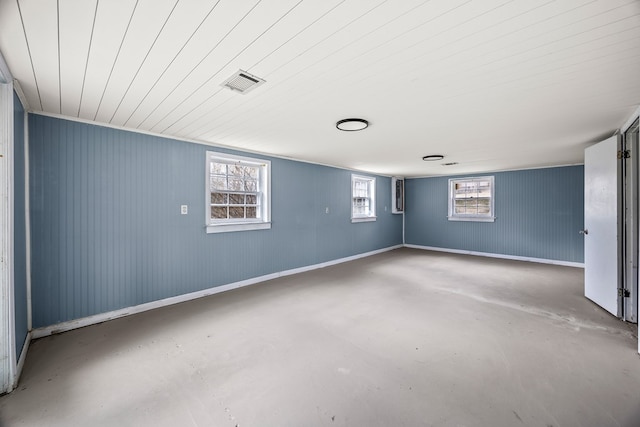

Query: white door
[584,135,620,316]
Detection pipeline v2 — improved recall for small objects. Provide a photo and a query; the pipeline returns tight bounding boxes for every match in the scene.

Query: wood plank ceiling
[1,0,639,176]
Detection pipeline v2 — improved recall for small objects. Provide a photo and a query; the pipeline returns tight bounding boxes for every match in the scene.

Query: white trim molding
[13,332,30,389]
[620,105,640,133]
[30,111,397,178]
[404,244,584,268]
[11,80,29,112]
[32,245,403,339]
[0,51,13,84]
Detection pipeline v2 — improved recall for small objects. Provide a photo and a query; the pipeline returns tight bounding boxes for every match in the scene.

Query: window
[206,151,271,233]
[448,176,495,222]
[352,174,376,222]
[392,177,404,214]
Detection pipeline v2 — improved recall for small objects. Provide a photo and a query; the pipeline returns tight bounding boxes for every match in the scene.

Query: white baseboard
[404,244,584,268]
[32,245,403,339]
[12,331,31,389]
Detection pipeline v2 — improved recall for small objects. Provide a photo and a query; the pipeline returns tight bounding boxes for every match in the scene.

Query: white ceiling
[1,0,639,177]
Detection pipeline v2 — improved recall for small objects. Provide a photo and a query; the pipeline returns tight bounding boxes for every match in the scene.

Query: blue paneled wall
[28,115,402,328]
[405,167,584,263]
[27,114,585,329]
[13,91,27,357]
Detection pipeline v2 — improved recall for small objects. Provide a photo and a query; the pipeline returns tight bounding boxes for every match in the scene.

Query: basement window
[206,151,271,233]
[448,176,495,222]
[352,174,376,222]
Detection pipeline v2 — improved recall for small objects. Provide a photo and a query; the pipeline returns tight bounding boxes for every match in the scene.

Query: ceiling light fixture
[336,118,368,131]
[422,154,444,161]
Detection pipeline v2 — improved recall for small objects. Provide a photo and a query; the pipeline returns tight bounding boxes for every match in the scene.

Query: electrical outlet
[181,205,188,215]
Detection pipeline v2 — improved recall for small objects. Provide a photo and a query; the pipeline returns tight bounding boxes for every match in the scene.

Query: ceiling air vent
[221,70,265,94]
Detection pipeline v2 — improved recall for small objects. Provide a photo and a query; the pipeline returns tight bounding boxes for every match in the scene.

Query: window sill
[206,222,271,234]
[351,216,377,223]
[447,216,495,223]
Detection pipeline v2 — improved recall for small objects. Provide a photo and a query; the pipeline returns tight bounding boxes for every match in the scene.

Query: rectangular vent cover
[221,70,265,94]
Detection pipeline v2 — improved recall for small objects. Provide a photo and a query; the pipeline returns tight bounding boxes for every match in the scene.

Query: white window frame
[206,151,271,233]
[448,176,495,222]
[351,174,376,222]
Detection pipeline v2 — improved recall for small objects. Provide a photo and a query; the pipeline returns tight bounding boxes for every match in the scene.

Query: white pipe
[24,108,31,332]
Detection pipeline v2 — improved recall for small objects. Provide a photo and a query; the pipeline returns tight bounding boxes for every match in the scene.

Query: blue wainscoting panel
[405,166,584,263]
[29,115,402,328]
[13,91,28,358]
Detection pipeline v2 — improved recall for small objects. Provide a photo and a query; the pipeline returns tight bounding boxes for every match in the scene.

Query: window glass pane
[353,180,369,197]
[246,194,257,204]
[212,206,227,219]
[353,197,371,215]
[246,207,257,218]
[211,163,226,175]
[456,183,474,197]
[211,177,227,190]
[244,180,257,192]
[228,165,243,176]
[229,179,243,191]
[229,193,244,205]
[229,207,245,218]
[463,200,478,214]
[477,198,490,214]
[246,167,258,179]
[211,192,227,204]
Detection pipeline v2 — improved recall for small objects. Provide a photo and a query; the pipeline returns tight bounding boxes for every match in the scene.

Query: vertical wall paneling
[28,115,403,328]
[405,167,585,263]
[13,91,27,359]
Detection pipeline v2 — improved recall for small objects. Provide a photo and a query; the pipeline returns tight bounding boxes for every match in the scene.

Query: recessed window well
[423,155,444,161]
[337,118,368,131]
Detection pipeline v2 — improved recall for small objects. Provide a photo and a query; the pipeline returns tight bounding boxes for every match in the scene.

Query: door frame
[622,117,639,323]
[0,81,16,394]
[621,107,640,327]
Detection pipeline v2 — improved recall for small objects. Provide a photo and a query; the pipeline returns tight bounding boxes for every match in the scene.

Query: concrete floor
[1,248,639,427]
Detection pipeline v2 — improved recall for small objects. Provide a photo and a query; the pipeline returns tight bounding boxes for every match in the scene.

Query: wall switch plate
[325,207,329,214]
[181,205,188,215]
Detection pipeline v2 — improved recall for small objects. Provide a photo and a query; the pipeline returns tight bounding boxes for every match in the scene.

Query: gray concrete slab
[1,248,639,426]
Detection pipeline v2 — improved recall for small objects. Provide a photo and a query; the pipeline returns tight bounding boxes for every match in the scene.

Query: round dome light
[336,118,368,131]
[422,155,444,161]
